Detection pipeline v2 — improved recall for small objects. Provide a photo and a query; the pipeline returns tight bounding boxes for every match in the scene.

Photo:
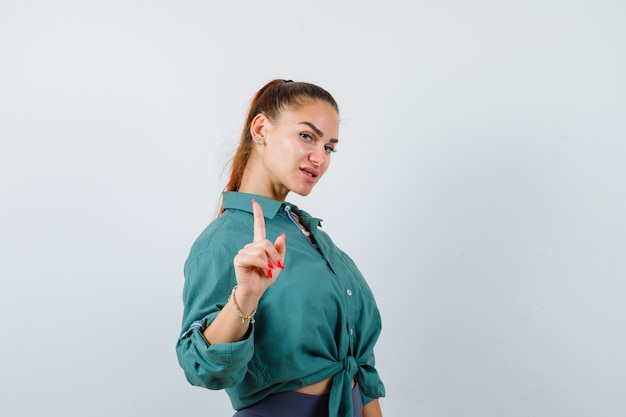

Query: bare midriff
[293,377,355,395]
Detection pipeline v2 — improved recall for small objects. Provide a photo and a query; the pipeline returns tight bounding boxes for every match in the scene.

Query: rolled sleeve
[176,315,255,389]
[176,243,254,390]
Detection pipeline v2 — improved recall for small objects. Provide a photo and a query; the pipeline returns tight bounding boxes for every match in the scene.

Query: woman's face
[255,100,339,201]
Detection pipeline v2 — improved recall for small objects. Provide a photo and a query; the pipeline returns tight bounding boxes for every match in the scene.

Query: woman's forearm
[203,288,261,344]
[363,398,382,417]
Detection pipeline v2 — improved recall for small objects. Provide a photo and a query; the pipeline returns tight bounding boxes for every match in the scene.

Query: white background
[1,1,625,416]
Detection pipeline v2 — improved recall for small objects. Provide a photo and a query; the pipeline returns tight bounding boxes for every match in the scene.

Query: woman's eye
[324,145,336,154]
[300,133,313,142]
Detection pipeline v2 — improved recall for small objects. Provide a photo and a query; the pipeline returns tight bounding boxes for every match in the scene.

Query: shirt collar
[222,192,323,226]
[222,192,284,219]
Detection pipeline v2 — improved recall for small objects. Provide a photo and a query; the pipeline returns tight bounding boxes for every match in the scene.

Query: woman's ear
[250,113,269,144]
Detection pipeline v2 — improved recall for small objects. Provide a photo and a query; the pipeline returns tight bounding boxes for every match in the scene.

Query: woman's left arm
[363,399,382,417]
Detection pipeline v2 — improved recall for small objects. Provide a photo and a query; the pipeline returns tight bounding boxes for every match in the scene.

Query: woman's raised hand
[233,200,287,297]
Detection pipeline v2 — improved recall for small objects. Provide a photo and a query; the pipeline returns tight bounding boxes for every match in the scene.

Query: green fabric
[176,192,385,417]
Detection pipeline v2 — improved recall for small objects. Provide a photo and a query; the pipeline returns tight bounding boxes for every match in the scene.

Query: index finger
[252,199,266,242]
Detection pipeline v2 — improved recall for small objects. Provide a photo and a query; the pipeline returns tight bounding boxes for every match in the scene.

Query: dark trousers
[233,384,363,417]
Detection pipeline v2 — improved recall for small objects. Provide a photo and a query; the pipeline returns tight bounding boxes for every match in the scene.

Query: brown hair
[219,79,339,212]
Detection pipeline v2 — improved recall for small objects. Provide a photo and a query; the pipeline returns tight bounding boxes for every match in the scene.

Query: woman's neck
[238,165,289,201]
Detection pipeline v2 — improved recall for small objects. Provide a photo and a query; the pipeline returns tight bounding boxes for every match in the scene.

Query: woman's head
[225,79,340,200]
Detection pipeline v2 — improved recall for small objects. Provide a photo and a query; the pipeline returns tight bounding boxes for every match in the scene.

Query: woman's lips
[300,166,320,183]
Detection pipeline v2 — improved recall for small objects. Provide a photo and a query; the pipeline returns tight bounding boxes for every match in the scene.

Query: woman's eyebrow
[300,121,324,137]
[299,121,339,143]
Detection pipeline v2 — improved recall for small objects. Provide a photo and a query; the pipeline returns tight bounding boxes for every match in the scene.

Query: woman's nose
[309,147,324,166]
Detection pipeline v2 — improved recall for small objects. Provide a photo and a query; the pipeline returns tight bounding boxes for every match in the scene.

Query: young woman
[176,79,385,417]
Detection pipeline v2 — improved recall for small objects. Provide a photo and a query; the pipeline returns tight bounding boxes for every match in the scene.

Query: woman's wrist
[233,284,264,304]
[230,285,259,324]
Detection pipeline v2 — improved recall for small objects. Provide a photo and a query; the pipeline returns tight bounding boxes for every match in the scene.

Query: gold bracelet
[229,285,257,324]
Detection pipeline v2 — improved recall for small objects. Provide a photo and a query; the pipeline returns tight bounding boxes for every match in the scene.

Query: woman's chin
[292,185,315,197]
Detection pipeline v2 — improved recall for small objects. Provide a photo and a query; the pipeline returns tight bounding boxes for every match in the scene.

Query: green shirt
[176,192,385,417]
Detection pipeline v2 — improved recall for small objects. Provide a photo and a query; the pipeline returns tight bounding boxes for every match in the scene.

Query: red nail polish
[267,269,273,279]
[268,263,276,269]
[277,260,285,270]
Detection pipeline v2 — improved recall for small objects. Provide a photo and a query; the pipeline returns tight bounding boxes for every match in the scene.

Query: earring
[255,135,264,145]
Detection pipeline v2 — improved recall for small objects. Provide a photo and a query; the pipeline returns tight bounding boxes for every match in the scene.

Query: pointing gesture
[233,200,287,298]
[253,198,268,243]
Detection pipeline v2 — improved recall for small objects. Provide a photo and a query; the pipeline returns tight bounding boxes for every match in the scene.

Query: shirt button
[350,328,354,335]
[346,289,352,296]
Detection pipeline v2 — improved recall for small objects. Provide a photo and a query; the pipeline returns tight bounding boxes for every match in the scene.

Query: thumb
[274,233,287,258]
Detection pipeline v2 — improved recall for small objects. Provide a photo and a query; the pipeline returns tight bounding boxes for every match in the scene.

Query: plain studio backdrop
[1,1,625,416]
